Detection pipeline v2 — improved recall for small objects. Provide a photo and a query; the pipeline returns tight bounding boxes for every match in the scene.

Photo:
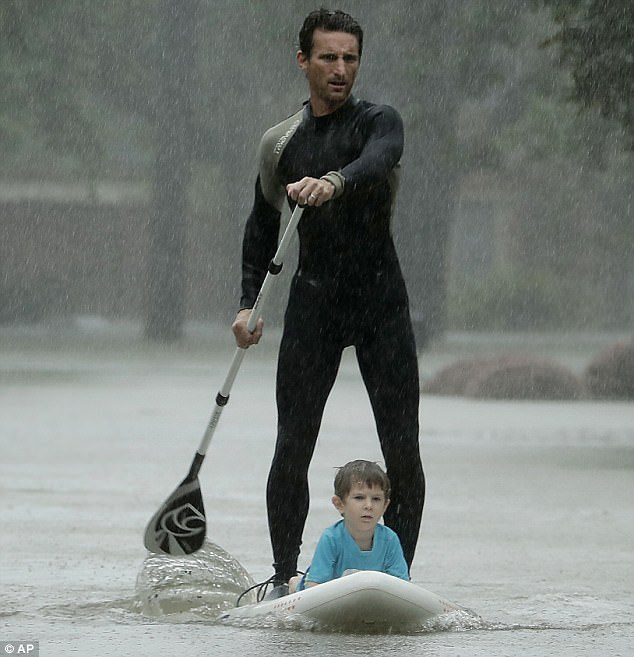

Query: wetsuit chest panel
[278,113,365,184]
[277,101,396,284]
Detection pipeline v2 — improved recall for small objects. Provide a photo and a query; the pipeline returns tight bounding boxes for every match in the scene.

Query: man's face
[297,29,360,116]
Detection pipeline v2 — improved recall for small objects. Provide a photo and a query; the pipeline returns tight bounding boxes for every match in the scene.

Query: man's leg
[267,292,343,583]
[356,310,425,567]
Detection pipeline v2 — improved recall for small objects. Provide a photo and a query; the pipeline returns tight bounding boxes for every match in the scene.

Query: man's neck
[310,94,351,117]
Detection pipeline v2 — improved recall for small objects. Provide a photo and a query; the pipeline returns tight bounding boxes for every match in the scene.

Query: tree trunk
[394,0,461,351]
[399,102,459,351]
[145,0,199,341]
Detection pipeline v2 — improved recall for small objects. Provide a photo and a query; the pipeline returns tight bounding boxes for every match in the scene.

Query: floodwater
[2,322,633,656]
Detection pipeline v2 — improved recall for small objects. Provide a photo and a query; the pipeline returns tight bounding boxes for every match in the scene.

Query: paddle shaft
[187,204,304,478]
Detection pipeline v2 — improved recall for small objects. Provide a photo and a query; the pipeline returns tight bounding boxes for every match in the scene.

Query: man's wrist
[319,171,345,198]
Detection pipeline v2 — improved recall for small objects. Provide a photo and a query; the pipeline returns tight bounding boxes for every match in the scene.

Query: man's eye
[344,55,358,63]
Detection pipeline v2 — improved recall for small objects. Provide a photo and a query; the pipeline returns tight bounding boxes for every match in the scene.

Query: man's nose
[333,56,346,74]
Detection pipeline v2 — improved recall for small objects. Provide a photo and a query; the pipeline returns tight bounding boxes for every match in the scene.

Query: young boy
[289,460,410,592]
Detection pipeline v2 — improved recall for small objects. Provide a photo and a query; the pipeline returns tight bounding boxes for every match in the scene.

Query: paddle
[143,204,305,555]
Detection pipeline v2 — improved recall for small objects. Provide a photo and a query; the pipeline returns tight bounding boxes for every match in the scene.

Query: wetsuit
[239,96,425,583]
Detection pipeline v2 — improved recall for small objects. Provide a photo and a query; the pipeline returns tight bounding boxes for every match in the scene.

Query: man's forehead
[312,29,360,53]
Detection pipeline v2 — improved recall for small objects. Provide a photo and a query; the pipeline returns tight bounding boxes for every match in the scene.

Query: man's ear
[332,495,344,516]
[297,49,309,74]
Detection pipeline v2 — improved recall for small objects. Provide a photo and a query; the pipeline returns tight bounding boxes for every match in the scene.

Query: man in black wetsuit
[232,9,425,597]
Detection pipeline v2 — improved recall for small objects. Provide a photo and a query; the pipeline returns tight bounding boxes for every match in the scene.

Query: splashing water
[135,541,256,621]
[134,540,483,633]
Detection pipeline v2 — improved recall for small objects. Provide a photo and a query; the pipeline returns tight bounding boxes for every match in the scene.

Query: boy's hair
[299,8,364,59]
[333,460,390,500]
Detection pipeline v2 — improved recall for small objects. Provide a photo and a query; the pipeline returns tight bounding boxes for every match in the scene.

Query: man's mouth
[329,80,346,90]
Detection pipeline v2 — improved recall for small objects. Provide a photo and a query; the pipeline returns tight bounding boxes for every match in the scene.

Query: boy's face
[332,482,389,534]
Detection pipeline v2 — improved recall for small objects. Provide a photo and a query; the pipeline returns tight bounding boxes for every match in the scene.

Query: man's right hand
[231,308,263,348]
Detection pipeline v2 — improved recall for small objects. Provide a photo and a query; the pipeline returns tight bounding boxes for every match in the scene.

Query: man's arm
[285,105,403,205]
[239,176,281,309]
[339,104,404,192]
[232,176,281,348]
[232,110,306,347]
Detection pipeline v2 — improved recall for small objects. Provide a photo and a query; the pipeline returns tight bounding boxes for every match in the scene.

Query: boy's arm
[304,532,338,585]
[384,532,410,581]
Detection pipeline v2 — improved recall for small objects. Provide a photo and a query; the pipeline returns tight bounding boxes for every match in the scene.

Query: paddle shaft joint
[187,451,205,480]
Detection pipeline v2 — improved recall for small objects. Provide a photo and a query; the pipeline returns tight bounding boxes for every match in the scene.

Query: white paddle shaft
[197,204,304,457]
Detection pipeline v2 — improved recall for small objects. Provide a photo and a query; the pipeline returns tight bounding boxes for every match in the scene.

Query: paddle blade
[143,476,206,556]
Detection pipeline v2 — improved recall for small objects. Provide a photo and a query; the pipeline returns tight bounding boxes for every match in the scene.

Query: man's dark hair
[299,8,363,59]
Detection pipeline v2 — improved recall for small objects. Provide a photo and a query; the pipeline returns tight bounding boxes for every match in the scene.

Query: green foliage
[542,0,634,145]
[454,4,632,331]
[0,1,107,175]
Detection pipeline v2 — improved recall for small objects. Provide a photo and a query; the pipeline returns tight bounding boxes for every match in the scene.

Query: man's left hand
[286,177,335,207]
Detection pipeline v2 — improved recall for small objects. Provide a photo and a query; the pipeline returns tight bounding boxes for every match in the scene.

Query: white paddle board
[219,570,460,630]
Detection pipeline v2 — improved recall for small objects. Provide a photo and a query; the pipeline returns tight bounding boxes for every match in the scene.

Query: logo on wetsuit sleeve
[274,118,302,155]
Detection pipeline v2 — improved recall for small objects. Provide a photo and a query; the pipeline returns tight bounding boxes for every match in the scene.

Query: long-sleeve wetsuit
[239,96,425,582]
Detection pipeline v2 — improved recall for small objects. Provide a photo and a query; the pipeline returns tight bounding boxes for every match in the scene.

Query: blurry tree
[452,5,633,329]
[357,0,544,346]
[144,1,199,341]
[0,1,104,176]
[3,1,631,334]
[94,0,204,341]
[542,0,634,147]
[2,1,207,340]
[1,0,107,324]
